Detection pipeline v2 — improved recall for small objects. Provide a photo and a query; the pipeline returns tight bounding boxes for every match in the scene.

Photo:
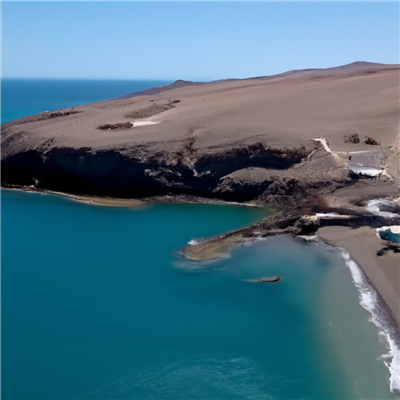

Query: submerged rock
[243,275,283,283]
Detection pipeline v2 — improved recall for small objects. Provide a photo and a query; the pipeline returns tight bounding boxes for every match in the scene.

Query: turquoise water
[379,230,400,243]
[1,79,397,399]
[1,189,394,399]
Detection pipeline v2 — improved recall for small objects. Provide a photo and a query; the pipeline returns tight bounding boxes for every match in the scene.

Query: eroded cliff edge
[2,62,400,238]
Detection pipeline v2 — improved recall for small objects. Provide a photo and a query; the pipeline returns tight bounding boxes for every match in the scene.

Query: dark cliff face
[193,143,302,175]
[1,143,311,202]
[2,63,399,209]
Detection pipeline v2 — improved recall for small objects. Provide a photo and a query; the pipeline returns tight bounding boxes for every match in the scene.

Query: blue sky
[2,1,399,81]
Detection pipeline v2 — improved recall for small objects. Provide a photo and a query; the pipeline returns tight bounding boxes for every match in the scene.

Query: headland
[2,61,399,330]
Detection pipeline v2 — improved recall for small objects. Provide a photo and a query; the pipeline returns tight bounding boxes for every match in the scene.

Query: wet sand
[317,226,400,327]
[55,193,145,208]
[181,240,235,260]
[181,235,248,260]
[6,187,145,208]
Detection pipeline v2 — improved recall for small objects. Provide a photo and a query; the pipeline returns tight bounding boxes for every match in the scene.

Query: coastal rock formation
[243,276,283,283]
[2,61,399,223]
[3,64,400,388]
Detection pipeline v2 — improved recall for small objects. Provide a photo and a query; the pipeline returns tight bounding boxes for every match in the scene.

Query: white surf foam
[338,248,400,393]
[376,226,400,235]
[366,199,399,218]
[315,212,352,219]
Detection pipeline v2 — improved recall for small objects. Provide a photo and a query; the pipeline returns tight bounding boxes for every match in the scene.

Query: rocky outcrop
[1,141,318,202]
[180,206,400,261]
[243,276,283,283]
[2,61,399,261]
[344,133,360,144]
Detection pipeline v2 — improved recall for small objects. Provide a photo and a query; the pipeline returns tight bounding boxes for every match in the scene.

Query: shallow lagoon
[1,189,395,399]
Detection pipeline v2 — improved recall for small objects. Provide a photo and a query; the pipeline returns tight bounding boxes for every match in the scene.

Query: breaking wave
[338,248,400,393]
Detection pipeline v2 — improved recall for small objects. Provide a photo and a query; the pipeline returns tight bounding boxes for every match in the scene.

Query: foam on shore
[338,248,400,393]
[366,199,399,218]
[315,212,352,219]
[376,226,400,235]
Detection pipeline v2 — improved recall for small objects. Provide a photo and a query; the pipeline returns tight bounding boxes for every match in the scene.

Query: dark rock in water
[243,275,282,283]
[294,216,320,235]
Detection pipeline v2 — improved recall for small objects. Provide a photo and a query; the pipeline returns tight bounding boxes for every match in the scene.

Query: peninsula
[2,61,399,328]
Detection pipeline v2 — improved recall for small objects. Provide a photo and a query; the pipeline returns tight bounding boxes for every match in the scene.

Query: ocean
[1,79,173,123]
[1,79,397,399]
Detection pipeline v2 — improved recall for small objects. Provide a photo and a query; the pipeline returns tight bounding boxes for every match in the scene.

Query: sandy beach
[5,187,145,208]
[317,226,400,327]
[45,191,145,208]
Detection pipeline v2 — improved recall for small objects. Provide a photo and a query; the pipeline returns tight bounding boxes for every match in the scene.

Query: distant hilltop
[117,79,204,100]
[118,61,398,99]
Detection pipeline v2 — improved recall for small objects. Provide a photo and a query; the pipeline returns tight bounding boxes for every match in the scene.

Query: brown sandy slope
[1,61,399,202]
[2,61,398,155]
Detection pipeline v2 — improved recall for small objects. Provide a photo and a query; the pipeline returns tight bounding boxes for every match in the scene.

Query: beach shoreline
[1,186,145,208]
[316,226,400,393]
[317,226,399,328]
[1,186,276,210]
[2,61,399,393]
[2,184,400,393]
[4,187,398,327]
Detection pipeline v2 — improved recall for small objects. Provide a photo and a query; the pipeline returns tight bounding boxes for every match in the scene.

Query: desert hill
[2,61,399,204]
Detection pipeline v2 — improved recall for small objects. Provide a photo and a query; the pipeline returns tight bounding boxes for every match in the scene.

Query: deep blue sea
[1,80,397,399]
[1,79,173,123]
